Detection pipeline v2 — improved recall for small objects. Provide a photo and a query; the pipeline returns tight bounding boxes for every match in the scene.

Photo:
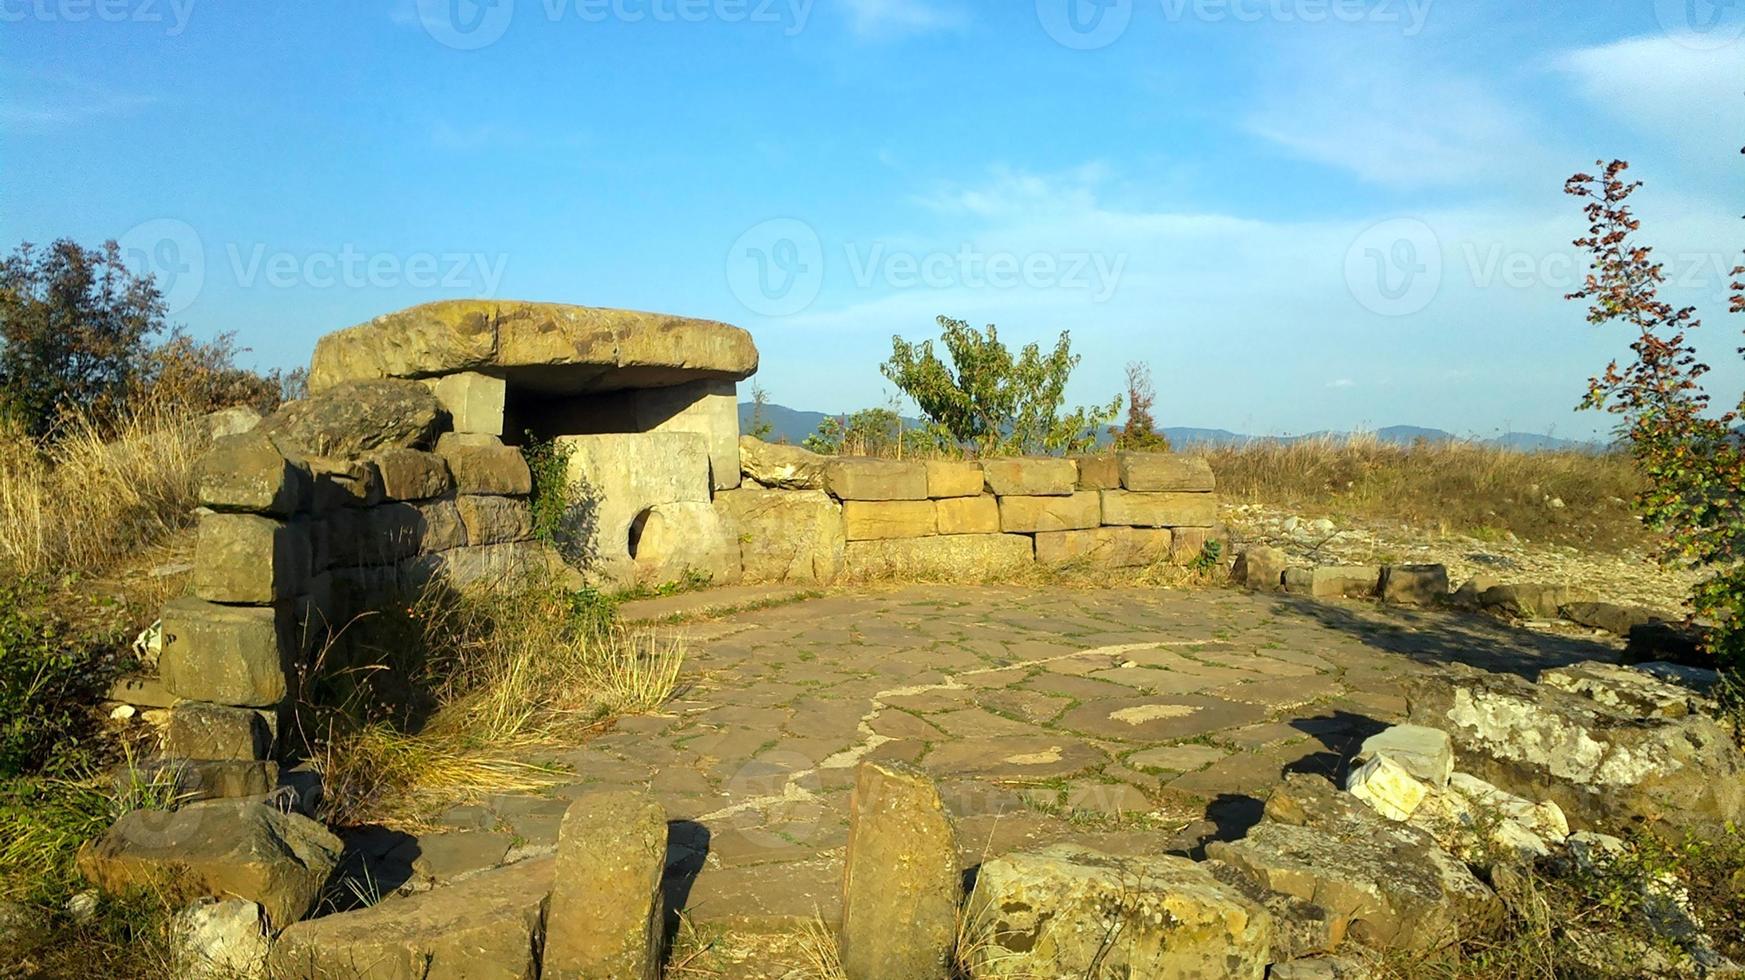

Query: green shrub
[0,581,127,778]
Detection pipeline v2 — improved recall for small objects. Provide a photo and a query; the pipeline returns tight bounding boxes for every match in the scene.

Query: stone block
[1168,526,1218,565]
[370,448,454,502]
[1479,582,1594,619]
[143,759,281,803]
[844,534,1034,580]
[935,496,1000,535]
[174,899,269,980]
[196,431,311,517]
[714,489,844,585]
[1382,565,1450,605]
[966,845,1271,978]
[436,436,532,497]
[739,436,826,490]
[560,431,714,579]
[1232,545,1289,592]
[306,456,382,512]
[193,514,311,604]
[260,379,443,458]
[1099,489,1217,528]
[1311,565,1380,599]
[1118,452,1216,492]
[362,500,467,560]
[158,598,288,708]
[981,457,1076,496]
[270,857,552,977]
[1355,724,1454,788]
[841,762,960,979]
[634,379,741,491]
[626,501,741,588]
[843,500,937,541]
[1071,454,1120,490]
[998,492,1100,533]
[401,541,554,592]
[825,458,928,501]
[545,792,667,979]
[456,495,533,546]
[1345,755,1430,821]
[431,371,506,436]
[163,702,274,762]
[925,460,984,498]
[1034,527,1172,568]
[79,800,340,931]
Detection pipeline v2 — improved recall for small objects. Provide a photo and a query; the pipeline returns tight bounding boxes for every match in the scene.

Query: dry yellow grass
[0,401,207,581]
[1200,434,1648,552]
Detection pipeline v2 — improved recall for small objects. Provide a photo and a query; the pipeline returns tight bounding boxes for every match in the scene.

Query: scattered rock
[965,844,1272,979]
[260,379,442,458]
[1232,545,1289,591]
[1478,583,1593,619]
[1380,564,1449,605]
[1345,754,1429,822]
[739,436,827,490]
[1562,600,1668,638]
[1353,725,1453,788]
[841,762,960,980]
[174,899,269,979]
[544,791,668,980]
[77,800,341,930]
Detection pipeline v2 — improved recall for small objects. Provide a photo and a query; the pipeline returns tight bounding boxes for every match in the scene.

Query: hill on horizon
[738,404,1600,453]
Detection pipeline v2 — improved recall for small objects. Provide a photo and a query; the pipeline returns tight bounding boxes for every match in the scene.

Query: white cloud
[841,0,965,38]
[0,72,157,130]
[1554,36,1745,177]
[1327,378,1357,389]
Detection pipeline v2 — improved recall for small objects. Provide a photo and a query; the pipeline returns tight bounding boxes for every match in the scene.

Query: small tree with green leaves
[880,316,1119,456]
[1113,361,1171,451]
[1565,159,1745,670]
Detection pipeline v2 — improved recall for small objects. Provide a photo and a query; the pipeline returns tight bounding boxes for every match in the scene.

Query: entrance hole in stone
[628,507,657,561]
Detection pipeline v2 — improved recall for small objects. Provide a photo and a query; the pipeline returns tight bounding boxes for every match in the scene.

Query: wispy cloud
[1554,35,1745,179]
[0,72,157,131]
[842,0,966,38]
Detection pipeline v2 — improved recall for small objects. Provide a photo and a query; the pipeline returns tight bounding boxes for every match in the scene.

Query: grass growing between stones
[1202,434,1647,552]
[306,576,689,828]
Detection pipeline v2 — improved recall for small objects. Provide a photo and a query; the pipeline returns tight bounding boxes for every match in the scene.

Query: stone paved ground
[369,585,1622,974]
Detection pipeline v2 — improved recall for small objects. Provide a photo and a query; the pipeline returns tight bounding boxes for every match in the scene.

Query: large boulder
[1208,774,1499,953]
[308,300,758,394]
[739,436,827,490]
[714,489,844,584]
[270,856,553,978]
[78,801,340,931]
[965,844,1272,978]
[840,762,960,980]
[1380,564,1449,605]
[261,380,442,459]
[1479,583,1595,619]
[1407,662,1745,840]
[544,792,667,980]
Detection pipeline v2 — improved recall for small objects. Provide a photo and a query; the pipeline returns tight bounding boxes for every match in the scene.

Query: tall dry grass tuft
[1200,434,1647,551]
[0,400,207,580]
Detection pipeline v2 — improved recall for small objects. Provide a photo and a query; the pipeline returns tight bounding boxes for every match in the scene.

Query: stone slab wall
[723,439,1223,585]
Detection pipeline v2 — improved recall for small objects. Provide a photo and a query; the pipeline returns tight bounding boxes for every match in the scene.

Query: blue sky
[4,0,1741,439]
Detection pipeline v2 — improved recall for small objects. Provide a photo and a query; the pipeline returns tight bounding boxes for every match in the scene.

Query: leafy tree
[880,316,1120,456]
[1565,159,1745,668]
[1113,361,1171,451]
[0,240,166,436]
[804,407,902,457]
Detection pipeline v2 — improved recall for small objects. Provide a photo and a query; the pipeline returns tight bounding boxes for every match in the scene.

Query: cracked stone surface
[401,584,1618,973]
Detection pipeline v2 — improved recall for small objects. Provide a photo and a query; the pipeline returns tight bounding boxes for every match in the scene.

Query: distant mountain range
[738,404,1599,453]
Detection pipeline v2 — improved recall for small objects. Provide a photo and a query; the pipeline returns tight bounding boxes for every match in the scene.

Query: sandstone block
[1099,489,1217,527]
[1034,527,1172,568]
[925,460,984,498]
[79,800,340,931]
[560,431,713,580]
[740,436,826,490]
[1345,755,1430,821]
[159,598,288,707]
[174,899,268,980]
[1118,452,1216,492]
[634,379,741,491]
[545,792,668,980]
[193,514,311,604]
[261,379,442,458]
[1563,601,1669,638]
[371,448,454,502]
[825,458,928,501]
[843,500,937,541]
[1355,724,1454,788]
[362,500,468,559]
[1070,454,1120,490]
[845,534,1034,581]
[966,844,1271,978]
[841,762,960,980]
[163,702,274,762]
[457,495,533,546]
[436,437,532,496]
[431,371,506,436]
[401,542,554,592]
[714,489,844,585]
[1168,525,1219,564]
[981,457,1076,496]
[270,857,552,977]
[1231,545,1289,591]
[143,759,281,803]
[197,431,311,517]
[1382,564,1450,605]
[1311,565,1380,599]
[1479,582,1594,619]
[935,496,1000,535]
[998,492,1100,533]
[627,501,741,588]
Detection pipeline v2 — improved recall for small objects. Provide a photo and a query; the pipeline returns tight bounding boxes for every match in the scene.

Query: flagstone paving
[365,584,1620,964]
